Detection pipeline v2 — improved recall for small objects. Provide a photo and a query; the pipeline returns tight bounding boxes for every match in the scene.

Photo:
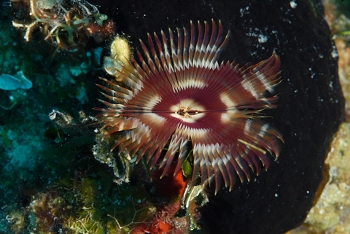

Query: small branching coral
[12,0,114,50]
[30,191,70,233]
[96,20,283,194]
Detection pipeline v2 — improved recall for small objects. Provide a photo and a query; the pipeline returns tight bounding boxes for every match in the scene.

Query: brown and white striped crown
[96,20,282,194]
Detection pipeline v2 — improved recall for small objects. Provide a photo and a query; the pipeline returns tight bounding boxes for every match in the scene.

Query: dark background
[91,0,345,233]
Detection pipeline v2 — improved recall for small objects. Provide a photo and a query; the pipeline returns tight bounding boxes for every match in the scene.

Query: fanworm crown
[96,20,282,194]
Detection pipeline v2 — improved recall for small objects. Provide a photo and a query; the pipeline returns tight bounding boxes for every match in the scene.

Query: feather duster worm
[95,20,282,194]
